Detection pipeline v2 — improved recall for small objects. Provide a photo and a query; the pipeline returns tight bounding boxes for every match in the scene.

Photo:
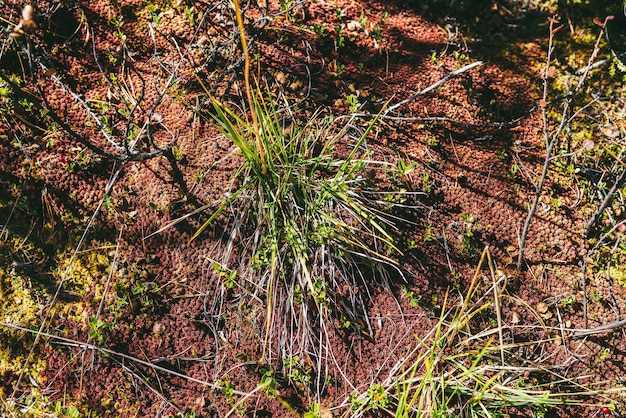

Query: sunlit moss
[610,266,626,287]
[0,272,42,329]
[53,245,111,297]
[1,225,112,415]
[0,242,50,415]
[0,343,49,414]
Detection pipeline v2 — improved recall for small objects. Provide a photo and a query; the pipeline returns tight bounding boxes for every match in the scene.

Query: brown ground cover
[1,0,626,416]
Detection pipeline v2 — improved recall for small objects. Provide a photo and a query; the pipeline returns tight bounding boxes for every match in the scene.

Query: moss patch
[0,224,112,415]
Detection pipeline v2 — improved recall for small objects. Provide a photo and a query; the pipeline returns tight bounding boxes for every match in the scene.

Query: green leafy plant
[210,260,237,289]
[311,23,326,37]
[401,285,421,307]
[131,280,155,311]
[372,26,384,41]
[284,355,312,393]
[458,212,481,257]
[304,403,321,418]
[346,94,360,112]
[258,370,278,398]
[110,14,127,44]
[87,316,112,345]
[171,145,184,161]
[348,383,391,413]
[422,172,433,194]
[334,24,346,49]
[422,221,435,242]
[425,136,439,147]
[219,378,246,416]
[53,402,81,418]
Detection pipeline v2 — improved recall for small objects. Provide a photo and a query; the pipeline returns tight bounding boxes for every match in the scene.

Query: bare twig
[584,168,626,235]
[570,317,626,338]
[517,17,562,270]
[383,60,483,115]
[579,259,589,328]
[516,17,610,269]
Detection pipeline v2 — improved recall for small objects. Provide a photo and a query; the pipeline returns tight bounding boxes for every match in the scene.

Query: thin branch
[383,60,483,115]
[570,317,626,338]
[584,169,626,236]
[516,18,608,269]
[517,17,561,269]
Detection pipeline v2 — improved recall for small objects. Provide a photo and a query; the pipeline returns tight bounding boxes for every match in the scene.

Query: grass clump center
[198,87,413,362]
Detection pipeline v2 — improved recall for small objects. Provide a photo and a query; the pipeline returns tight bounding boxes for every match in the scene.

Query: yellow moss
[55,247,111,297]
[0,349,49,415]
[51,300,90,326]
[1,233,112,416]
[101,392,113,407]
[0,267,43,349]
[572,129,593,143]
[0,273,49,413]
[46,245,114,343]
[610,266,626,287]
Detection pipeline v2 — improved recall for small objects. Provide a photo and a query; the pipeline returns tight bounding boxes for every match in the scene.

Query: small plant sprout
[211,261,237,289]
[422,172,433,194]
[87,316,112,346]
[395,159,417,179]
[422,221,435,242]
[303,403,321,418]
[171,146,184,161]
[284,355,312,393]
[457,212,481,256]
[334,24,346,49]
[259,370,278,398]
[425,136,439,147]
[219,378,246,415]
[346,94,360,112]
[406,237,418,249]
[311,23,326,37]
[348,383,391,414]
[401,285,420,307]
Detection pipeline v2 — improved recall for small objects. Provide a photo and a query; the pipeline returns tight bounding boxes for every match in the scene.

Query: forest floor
[1,0,626,417]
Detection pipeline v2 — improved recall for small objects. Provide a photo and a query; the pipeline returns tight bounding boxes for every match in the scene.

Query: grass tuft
[344,247,624,417]
[195,85,415,365]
